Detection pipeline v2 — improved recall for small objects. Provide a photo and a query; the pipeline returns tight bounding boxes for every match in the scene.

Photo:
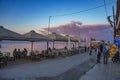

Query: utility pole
[112,6,116,43]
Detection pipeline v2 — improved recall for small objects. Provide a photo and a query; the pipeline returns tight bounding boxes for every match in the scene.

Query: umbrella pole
[31,41,33,52]
[53,41,54,49]
[68,36,71,50]
[47,41,49,54]
[75,42,76,48]
[0,40,1,48]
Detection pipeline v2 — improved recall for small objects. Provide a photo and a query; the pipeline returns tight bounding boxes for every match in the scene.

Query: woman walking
[96,46,101,63]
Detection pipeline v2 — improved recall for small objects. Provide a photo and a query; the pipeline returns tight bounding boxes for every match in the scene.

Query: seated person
[48,47,52,52]
[22,48,28,57]
[64,46,67,50]
[0,51,3,57]
[53,47,55,50]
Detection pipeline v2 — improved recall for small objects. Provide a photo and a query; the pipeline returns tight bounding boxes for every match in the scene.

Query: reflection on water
[0,41,67,56]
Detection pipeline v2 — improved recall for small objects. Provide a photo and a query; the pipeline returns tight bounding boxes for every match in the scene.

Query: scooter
[112,51,120,63]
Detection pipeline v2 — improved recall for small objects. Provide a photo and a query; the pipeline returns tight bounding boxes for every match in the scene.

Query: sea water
[0,40,68,57]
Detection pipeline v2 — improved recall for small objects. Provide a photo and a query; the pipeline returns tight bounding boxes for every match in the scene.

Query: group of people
[89,41,115,64]
[94,41,119,64]
[13,48,28,61]
[96,41,110,64]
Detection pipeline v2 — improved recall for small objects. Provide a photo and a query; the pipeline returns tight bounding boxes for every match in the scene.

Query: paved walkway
[79,58,120,80]
[1,51,119,80]
[0,51,96,80]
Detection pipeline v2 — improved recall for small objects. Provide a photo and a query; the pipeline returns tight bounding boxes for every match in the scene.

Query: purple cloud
[40,21,113,42]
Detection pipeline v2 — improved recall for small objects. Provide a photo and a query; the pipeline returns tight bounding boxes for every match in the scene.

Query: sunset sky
[0,0,116,33]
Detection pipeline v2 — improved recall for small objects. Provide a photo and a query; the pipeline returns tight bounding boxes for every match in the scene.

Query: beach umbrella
[23,30,50,52]
[64,35,79,42]
[70,36,82,48]
[47,32,68,41]
[70,36,79,42]
[65,35,79,50]
[70,36,79,48]
[47,32,68,48]
[0,26,25,40]
[65,35,85,48]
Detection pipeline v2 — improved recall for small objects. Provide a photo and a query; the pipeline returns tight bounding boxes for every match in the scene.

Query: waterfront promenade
[0,51,95,80]
[0,51,120,80]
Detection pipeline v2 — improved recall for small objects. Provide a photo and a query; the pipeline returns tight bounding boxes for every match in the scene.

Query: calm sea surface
[0,40,70,56]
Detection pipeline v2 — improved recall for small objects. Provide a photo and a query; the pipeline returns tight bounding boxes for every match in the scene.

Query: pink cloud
[40,21,113,42]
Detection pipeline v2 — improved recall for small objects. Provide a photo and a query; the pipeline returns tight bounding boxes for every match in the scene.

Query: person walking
[115,47,120,60]
[103,43,109,64]
[89,47,92,55]
[99,42,103,55]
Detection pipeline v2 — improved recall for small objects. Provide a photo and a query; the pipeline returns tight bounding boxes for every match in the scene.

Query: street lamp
[48,16,52,35]
[47,16,52,53]
[78,31,81,54]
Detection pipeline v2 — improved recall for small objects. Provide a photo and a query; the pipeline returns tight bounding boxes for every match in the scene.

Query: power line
[103,0,108,17]
[52,1,115,17]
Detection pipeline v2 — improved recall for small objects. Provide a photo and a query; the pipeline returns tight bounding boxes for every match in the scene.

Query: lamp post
[48,16,51,35]
[47,16,51,53]
[78,31,81,54]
